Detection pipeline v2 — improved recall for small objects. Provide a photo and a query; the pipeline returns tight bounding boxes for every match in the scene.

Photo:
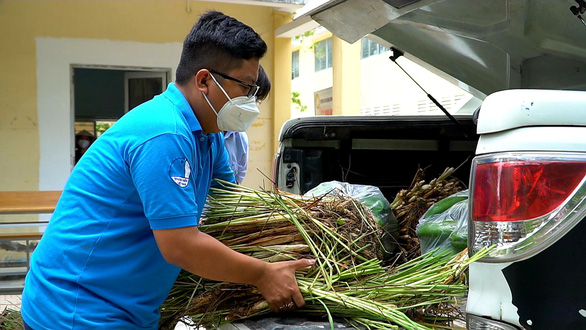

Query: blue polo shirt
[22,83,235,329]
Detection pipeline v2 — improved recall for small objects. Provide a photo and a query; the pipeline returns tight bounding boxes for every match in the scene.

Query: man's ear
[194,69,210,94]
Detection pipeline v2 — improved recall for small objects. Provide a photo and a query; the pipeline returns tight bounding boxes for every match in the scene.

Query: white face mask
[77,139,90,149]
[202,73,260,132]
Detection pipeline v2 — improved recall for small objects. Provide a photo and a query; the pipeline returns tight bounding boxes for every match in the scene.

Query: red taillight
[473,161,586,222]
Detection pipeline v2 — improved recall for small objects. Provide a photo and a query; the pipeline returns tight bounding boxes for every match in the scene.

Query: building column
[273,12,293,154]
[332,36,362,116]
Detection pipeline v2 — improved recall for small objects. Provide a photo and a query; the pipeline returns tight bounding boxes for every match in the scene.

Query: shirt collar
[162,82,202,132]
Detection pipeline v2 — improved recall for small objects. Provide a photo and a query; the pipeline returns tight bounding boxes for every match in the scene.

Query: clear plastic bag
[304,181,390,225]
[304,181,399,257]
[416,189,469,255]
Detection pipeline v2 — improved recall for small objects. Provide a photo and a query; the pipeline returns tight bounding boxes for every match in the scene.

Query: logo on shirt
[170,158,191,188]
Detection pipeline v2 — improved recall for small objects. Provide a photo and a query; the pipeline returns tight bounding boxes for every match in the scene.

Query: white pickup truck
[467,88,586,329]
[273,1,586,329]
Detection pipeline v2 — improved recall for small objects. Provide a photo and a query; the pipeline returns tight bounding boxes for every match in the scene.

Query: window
[124,72,167,112]
[314,38,333,72]
[361,38,389,58]
[292,50,300,79]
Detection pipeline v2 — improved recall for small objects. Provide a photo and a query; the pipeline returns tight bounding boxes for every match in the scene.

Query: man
[21,11,312,329]
[223,66,271,184]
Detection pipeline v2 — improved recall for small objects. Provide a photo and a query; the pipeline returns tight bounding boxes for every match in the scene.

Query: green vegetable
[424,195,467,217]
[359,195,390,226]
[416,220,456,239]
[449,231,467,251]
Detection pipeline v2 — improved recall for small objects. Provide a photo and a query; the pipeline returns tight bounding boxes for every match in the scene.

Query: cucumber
[449,231,467,251]
[424,195,468,217]
[416,220,456,244]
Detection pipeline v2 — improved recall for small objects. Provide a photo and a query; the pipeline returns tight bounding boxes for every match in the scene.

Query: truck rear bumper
[467,314,521,330]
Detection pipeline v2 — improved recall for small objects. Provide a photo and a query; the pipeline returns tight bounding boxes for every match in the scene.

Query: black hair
[175,11,267,85]
[256,65,271,101]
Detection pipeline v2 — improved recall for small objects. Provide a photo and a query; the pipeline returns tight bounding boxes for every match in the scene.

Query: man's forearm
[154,226,267,286]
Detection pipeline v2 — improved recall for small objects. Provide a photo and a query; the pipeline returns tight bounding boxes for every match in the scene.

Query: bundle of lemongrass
[390,167,466,262]
[159,180,490,330]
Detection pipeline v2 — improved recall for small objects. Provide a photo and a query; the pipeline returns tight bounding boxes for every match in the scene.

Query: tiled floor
[0,295,21,311]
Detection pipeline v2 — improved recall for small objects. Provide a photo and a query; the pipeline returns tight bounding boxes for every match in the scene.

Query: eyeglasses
[209,70,259,99]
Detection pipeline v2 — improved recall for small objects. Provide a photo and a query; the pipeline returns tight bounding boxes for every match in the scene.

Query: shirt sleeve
[237,132,249,184]
[127,133,200,230]
[223,132,249,184]
[213,134,237,187]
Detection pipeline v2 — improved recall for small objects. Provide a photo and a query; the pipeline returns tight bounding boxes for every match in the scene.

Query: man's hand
[254,259,315,313]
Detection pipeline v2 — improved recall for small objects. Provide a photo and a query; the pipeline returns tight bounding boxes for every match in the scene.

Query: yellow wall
[332,36,361,116]
[272,12,293,154]
[0,0,280,191]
